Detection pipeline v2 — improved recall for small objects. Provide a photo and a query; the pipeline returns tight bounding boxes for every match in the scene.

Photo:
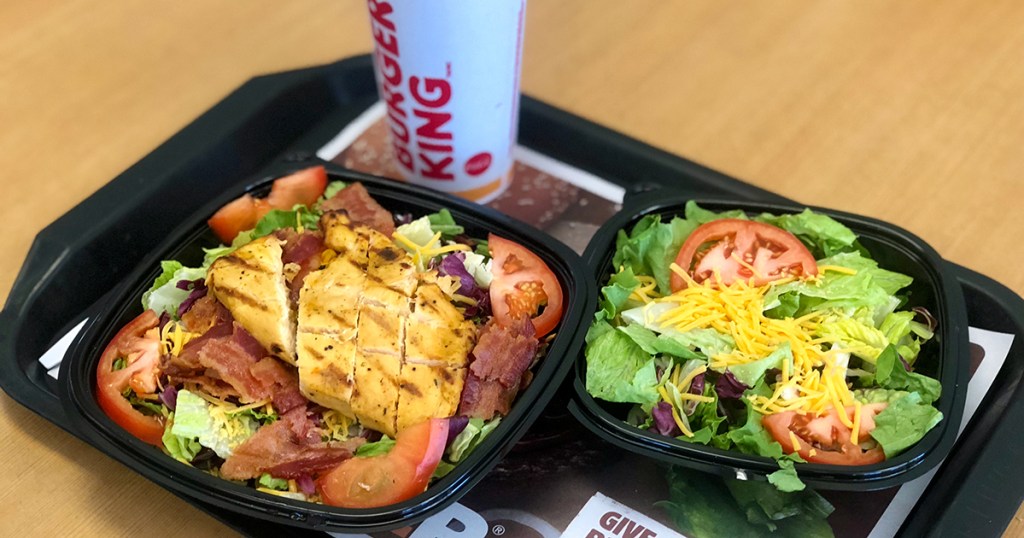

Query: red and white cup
[366,0,526,203]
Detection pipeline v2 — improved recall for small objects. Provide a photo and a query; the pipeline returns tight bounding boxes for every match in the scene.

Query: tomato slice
[488,234,564,337]
[208,194,261,244]
[670,219,818,291]
[266,165,328,209]
[763,404,888,466]
[207,166,328,243]
[318,418,449,508]
[95,310,166,446]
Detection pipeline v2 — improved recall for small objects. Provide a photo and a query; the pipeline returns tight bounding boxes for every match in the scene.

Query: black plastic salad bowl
[59,162,595,532]
[569,193,969,491]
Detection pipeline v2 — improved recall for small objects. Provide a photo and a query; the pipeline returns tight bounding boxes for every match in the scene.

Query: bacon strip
[276,229,325,303]
[319,182,395,236]
[220,408,364,480]
[458,317,539,420]
[163,303,305,414]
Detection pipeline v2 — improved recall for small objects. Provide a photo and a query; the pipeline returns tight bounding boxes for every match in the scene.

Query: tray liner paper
[309,105,1017,538]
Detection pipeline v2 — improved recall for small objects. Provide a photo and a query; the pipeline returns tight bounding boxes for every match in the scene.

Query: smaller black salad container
[569,193,969,491]
[59,163,596,533]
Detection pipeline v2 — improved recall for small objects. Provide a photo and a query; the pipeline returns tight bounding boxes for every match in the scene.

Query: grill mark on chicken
[374,246,400,262]
[212,285,270,311]
[301,344,325,362]
[365,273,417,297]
[219,254,265,274]
[359,307,396,334]
[326,310,357,330]
[325,363,354,387]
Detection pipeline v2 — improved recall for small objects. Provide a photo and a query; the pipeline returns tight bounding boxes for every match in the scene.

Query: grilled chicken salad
[95,166,564,508]
[585,202,942,490]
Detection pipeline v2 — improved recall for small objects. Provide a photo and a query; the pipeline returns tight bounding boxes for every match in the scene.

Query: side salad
[585,202,942,489]
[95,166,564,508]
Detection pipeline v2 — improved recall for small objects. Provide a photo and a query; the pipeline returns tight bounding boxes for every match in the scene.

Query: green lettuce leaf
[252,206,319,237]
[620,304,736,358]
[756,209,857,258]
[870,391,943,458]
[258,473,289,491]
[728,342,793,388]
[426,208,464,239]
[767,458,805,492]
[585,328,660,406]
[815,317,889,362]
[878,311,932,364]
[612,214,697,294]
[432,460,456,479]
[684,201,749,224]
[170,390,258,459]
[870,345,942,404]
[764,252,912,323]
[356,436,396,457]
[597,267,640,321]
[853,388,911,405]
[617,323,706,361]
[692,382,727,444]
[162,414,202,463]
[142,262,207,316]
[316,181,347,208]
[202,203,322,268]
[447,417,501,463]
[727,380,785,460]
[585,319,615,345]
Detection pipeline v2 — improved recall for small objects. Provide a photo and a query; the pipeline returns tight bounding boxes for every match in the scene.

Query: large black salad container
[569,194,969,491]
[59,163,595,533]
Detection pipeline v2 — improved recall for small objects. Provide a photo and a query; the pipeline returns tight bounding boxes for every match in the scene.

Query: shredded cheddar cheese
[225,398,272,415]
[658,263,856,419]
[628,274,662,304]
[393,230,470,271]
[161,321,200,357]
[789,431,802,451]
[817,265,858,276]
[677,365,707,394]
[208,406,248,438]
[851,400,863,445]
[657,386,694,438]
[322,409,353,441]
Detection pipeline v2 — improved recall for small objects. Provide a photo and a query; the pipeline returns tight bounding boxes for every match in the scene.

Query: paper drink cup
[366,0,526,203]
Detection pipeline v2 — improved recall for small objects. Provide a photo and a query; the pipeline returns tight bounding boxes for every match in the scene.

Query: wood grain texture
[1,0,1022,535]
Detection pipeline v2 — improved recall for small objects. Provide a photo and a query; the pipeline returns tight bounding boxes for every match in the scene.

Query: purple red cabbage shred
[651,402,682,437]
[438,252,491,317]
[715,371,749,400]
[176,278,208,318]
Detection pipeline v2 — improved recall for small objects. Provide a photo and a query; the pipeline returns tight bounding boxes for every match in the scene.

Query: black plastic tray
[2,55,1023,537]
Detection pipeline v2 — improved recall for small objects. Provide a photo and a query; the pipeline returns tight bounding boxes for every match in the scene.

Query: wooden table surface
[2,1,1022,535]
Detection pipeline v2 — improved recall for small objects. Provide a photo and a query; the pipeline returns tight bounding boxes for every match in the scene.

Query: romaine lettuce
[170,390,258,459]
[142,262,207,316]
[585,328,660,406]
[870,392,943,458]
